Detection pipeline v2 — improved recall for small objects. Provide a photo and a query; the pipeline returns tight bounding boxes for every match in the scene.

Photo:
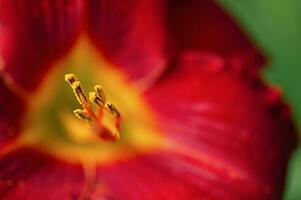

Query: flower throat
[7,36,165,164]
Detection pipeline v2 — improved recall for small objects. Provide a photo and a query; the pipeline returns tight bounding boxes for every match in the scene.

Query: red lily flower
[0,0,297,199]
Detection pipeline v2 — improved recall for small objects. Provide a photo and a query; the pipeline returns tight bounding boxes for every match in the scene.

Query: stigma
[65,73,121,141]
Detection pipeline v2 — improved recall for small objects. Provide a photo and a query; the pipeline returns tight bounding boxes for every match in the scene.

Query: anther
[105,102,120,118]
[94,85,106,103]
[65,74,88,105]
[73,109,91,122]
[89,92,105,107]
[65,73,79,85]
[72,81,88,105]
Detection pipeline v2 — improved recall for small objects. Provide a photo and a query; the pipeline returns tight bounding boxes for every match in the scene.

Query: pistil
[65,73,121,141]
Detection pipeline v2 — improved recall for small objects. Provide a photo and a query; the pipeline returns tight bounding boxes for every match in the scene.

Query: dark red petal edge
[85,0,169,86]
[167,0,262,54]
[0,79,25,149]
[0,0,82,92]
[0,148,85,200]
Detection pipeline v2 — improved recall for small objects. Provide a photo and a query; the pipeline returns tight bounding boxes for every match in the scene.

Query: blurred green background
[219,0,301,199]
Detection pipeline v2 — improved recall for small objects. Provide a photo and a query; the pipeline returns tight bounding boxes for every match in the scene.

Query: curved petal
[0,148,85,200]
[85,0,168,85]
[142,51,297,199]
[167,0,265,67]
[0,0,82,92]
[0,79,25,149]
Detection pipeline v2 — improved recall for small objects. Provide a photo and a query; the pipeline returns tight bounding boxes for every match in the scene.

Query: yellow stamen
[73,109,91,122]
[72,81,88,105]
[94,85,106,103]
[89,92,105,107]
[65,73,121,141]
[105,101,120,118]
[64,73,79,85]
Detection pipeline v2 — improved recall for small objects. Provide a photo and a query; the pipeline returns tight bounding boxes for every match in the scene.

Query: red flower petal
[0,0,82,92]
[167,0,265,66]
[95,154,206,199]
[95,152,282,199]
[85,0,265,85]
[143,51,297,199]
[85,0,168,84]
[0,148,85,200]
[0,80,25,149]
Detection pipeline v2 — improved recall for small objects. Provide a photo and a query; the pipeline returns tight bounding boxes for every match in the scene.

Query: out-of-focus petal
[95,153,205,199]
[0,79,25,149]
[96,152,279,199]
[0,0,82,92]
[167,0,265,68]
[85,0,168,85]
[142,51,297,199]
[0,148,85,200]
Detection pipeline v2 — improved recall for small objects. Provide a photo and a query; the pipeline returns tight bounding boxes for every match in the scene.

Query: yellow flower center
[9,36,166,165]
